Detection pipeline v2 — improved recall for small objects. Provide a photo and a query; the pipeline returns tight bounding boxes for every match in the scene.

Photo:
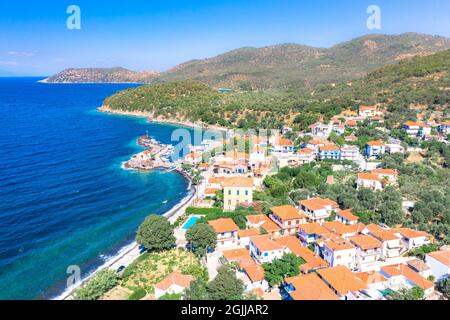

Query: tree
[207,265,244,300]
[136,215,175,251]
[184,278,210,300]
[74,269,118,300]
[262,254,305,287]
[186,223,217,257]
[388,287,424,300]
[437,279,450,299]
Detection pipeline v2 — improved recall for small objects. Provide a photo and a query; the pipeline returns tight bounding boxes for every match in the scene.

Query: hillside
[154,33,450,89]
[102,49,450,129]
[42,67,159,83]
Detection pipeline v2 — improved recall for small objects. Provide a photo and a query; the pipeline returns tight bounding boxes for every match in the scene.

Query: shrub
[74,270,118,300]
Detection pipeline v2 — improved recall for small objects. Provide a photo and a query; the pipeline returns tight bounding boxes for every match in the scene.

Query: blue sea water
[0,77,193,300]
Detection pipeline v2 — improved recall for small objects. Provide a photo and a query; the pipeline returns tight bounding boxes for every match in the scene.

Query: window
[237,190,240,196]
[228,190,232,196]
[245,190,249,196]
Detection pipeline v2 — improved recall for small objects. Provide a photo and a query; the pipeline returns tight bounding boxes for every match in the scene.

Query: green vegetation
[408,244,440,260]
[128,287,147,300]
[136,215,176,251]
[74,270,119,300]
[262,254,305,287]
[158,293,182,300]
[103,49,449,130]
[388,287,425,300]
[437,279,450,299]
[184,265,244,300]
[186,223,217,257]
[195,207,255,229]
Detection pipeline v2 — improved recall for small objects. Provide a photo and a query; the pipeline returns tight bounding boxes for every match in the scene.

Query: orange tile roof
[223,177,253,188]
[208,218,240,233]
[154,272,194,291]
[223,248,250,261]
[320,145,340,151]
[299,197,339,211]
[204,188,220,196]
[286,273,339,300]
[246,214,281,232]
[317,266,367,295]
[244,264,265,282]
[347,223,366,234]
[349,235,382,250]
[298,147,314,154]
[237,228,261,238]
[427,250,450,267]
[381,264,434,290]
[270,205,305,221]
[250,235,284,252]
[360,105,376,110]
[246,214,269,225]
[366,140,385,146]
[323,221,355,236]
[307,139,324,145]
[276,138,294,147]
[372,168,398,176]
[355,271,388,285]
[298,223,330,237]
[323,237,355,251]
[392,228,431,239]
[336,209,359,222]
[357,172,381,182]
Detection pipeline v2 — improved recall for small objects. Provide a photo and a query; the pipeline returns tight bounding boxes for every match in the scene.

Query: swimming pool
[181,216,200,230]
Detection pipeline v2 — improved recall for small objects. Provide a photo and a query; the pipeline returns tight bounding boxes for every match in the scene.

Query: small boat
[162,200,168,204]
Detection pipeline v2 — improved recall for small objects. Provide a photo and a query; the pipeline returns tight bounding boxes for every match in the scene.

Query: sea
[0,77,193,299]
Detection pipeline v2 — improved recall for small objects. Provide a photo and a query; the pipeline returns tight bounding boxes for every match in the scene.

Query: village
[143,105,450,301]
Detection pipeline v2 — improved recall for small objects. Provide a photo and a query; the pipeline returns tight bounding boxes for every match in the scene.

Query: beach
[59,178,197,300]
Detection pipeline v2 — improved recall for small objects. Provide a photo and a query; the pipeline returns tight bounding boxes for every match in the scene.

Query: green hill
[154,33,450,90]
[102,49,450,129]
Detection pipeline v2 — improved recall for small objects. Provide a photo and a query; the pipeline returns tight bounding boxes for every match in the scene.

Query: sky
[0,0,449,76]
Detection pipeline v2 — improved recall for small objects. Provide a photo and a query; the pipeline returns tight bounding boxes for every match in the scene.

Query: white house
[340,145,360,162]
[154,272,194,299]
[318,237,357,270]
[349,235,383,271]
[364,141,386,159]
[208,218,240,249]
[357,172,383,191]
[380,264,434,297]
[249,235,289,263]
[298,197,339,223]
[425,250,450,281]
[386,144,405,154]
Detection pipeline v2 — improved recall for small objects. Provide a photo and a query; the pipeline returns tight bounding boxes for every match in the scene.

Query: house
[357,172,383,191]
[135,150,153,161]
[273,236,328,273]
[425,249,450,281]
[386,143,405,154]
[246,214,282,238]
[355,271,389,300]
[407,259,433,279]
[317,236,357,270]
[310,123,333,137]
[237,228,261,247]
[248,235,288,263]
[285,273,339,300]
[372,169,398,185]
[438,121,450,135]
[298,223,331,244]
[296,148,316,164]
[298,197,339,223]
[208,218,240,249]
[340,145,360,162]
[349,235,382,271]
[365,224,405,260]
[184,151,203,165]
[381,264,434,297]
[336,209,359,225]
[392,228,432,250]
[402,121,432,138]
[359,105,378,117]
[323,221,359,239]
[223,177,253,211]
[154,272,194,299]
[333,125,346,135]
[242,264,269,292]
[305,139,325,152]
[269,205,307,236]
[272,138,294,154]
[318,145,341,160]
[364,141,385,158]
[369,116,385,124]
[316,266,367,300]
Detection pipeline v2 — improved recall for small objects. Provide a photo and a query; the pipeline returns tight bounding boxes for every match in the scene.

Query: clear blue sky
[0,0,449,76]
